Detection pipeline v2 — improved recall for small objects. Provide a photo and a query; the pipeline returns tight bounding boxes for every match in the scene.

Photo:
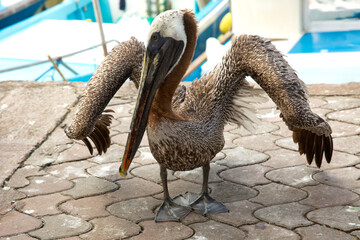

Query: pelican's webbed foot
[187,192,228,216]
[155,196,191,222]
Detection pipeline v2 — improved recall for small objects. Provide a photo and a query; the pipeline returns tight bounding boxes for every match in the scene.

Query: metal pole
[92,0,108,57]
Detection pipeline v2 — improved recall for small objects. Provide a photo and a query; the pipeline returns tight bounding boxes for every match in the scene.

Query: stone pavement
[1,80,360,240]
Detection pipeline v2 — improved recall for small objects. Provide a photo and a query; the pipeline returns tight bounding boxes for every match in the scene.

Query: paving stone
[29,214,92,240]
[263,148,307,168]
[328,120,360,137]
[241,222,300,240]
[307,206,360,231]
[265,165,319,188]
[271,121,293,137]
[310,108,331,119]
[254,202,314,229]
[223,131,240,149]
[296,224,357,240]
[351,230,360,238]
[181,212,208,225]
[220,164,271,187]
[7,165,46,188]
[233,134,281,152]
[111,117,132,133]
[189,220,246,240]
[57,143,94,162]
[218,146,269,167]
[62,176,118,199]
[0,82,78,186]
[317,151,360,170]
[80,215,141,240]
[107,196,162,222]
[314,167,360,190]
[16,193,70,216]
[230,121,279,136]
[60,194,117,220]
[309,97,327,108]
[109,103,133,117]
[213,151,226,161]
[130,164,176,184]
[153,179,202,200]
[251,183,307,206]
[89,144,125,164]
[108,178,163,201]
[174,163,227,184]
[328,108,360,125]
[132,147,158,165]
[87,162,137,182]
[275,137,298,151]
[209,200,262,226]
[300,184,359,208]
[130,220,193,240]
[333,136,360,154]
[323,96,360,110]
[0,234,38,240]
[0,211,42,237]
[256,108,281,122]
[46,161,96,180]
[112,132,149,147]
[0,188,26,215]
[209,181,257,203]
[18,175,73,197]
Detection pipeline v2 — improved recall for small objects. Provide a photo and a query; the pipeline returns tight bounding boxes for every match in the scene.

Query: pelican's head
[119,10,193,176]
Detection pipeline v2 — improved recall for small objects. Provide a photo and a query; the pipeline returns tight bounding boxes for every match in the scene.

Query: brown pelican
[65,9,333,222]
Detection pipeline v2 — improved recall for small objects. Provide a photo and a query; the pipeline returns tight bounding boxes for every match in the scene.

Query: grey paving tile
[300,184,359,208]
[62,176,118,199]
[174,163,227,184]
[296,224,357,240]
[209,200,262,226]
[220,164,272,187]
[0,211,42,237]
[241,222,300,240]
[29,214,91,239]
[251,183,307,206]
[80,216,141,240]
[130,220,193,240]
[189,220,246,240]
[313,167,360,190]
[218,146,269,167]
[265,165,319,188]
[107,197,162,222]
[307,206,360,231]
[254,202,314,229]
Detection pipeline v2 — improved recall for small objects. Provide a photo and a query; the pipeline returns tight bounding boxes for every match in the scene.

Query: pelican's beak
[119,34,184,177]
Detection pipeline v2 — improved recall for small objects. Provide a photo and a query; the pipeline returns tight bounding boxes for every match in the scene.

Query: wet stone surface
[2,81,360,239]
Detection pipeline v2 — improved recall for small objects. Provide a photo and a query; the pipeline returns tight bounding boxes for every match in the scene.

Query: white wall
[231,0,306,39]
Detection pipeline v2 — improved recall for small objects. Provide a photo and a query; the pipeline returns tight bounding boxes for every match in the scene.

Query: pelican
[65,9,333,222]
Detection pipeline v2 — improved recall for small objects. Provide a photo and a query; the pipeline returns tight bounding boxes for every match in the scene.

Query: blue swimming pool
[290,30,360,54]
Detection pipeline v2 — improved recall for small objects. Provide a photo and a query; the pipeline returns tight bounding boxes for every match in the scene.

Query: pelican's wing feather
[232,35,333,167]
[65,37,145,155]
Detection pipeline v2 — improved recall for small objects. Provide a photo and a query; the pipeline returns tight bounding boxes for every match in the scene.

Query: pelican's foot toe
[188,192,228,216]
[155,198,191,222]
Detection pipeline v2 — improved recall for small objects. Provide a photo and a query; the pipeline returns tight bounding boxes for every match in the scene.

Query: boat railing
[0,39,120,75]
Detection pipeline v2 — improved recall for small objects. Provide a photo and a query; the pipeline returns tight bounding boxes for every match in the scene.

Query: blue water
[289,30,360,53]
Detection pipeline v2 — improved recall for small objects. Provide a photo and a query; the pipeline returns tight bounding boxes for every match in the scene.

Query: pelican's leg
[155,165,191,222]
[189,163,228,216]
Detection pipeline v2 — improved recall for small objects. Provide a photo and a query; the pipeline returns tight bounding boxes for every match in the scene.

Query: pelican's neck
[150,10,197,121]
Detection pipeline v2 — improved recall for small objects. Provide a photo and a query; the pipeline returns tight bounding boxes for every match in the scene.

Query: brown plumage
[65,9,333,221]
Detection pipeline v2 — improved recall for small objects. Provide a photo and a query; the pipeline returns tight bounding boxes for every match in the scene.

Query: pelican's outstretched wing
[65,37,145,155]
[236,35,333,167]
[207,35,333,168]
